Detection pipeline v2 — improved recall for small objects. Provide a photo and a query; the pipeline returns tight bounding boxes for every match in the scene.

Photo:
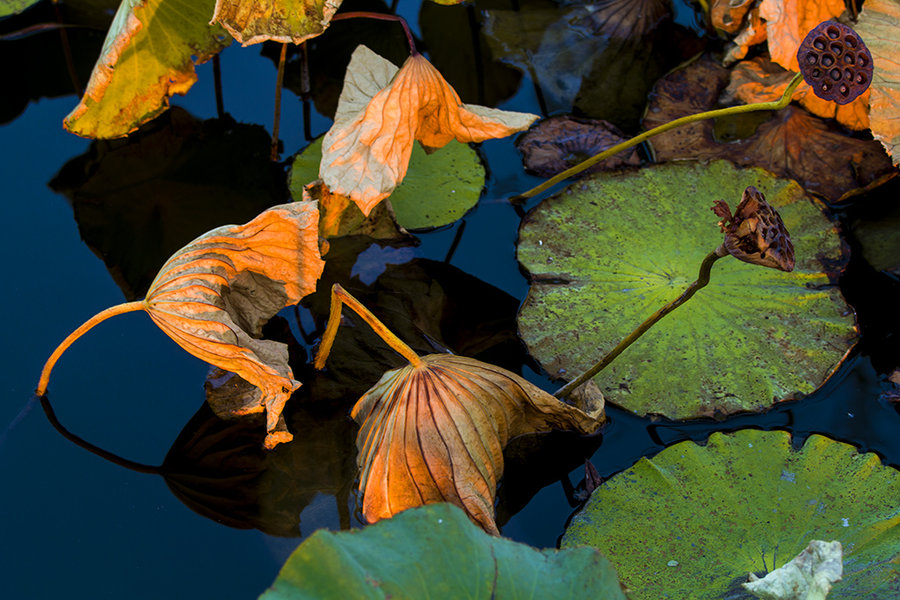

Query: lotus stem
[213,54,224,119]
[271,42,288,161]
[331,12,418,56]
[515,72,804,201]
[36,301,146,396]
[555,247,728,400]
[314,284,423,369]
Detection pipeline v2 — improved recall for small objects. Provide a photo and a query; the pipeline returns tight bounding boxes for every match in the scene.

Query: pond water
[1,1,898,599]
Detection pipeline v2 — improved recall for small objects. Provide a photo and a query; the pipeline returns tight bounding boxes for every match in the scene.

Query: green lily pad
[517,160,856,420]
[260,503,626,599]
[0,0,41,17]
[64,0,231,138]
[561,429,900,599]
[290,137,485,230]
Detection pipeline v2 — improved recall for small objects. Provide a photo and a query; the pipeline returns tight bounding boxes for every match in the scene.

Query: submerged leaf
[561,429,900,599]
[352,354,604,534]
[515,116,641,177]
[857,0,900,165]
[146,202,324,448]
[64,0,231,138]
[320,45,536,215]
[210,0,343,45]
[260,503,627,600]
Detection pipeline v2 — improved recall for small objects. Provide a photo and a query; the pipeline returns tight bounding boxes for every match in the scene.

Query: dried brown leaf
[644,55,895,202]
[712,0,756,33]
[144,201,325,448]
[726,55,871,130]
[857,0,900,165]
[351,354,603,534]
[320,45,537,216]
[758,0,847,72]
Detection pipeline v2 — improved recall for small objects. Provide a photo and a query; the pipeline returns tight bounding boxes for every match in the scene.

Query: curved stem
[314,284,422,369]
[331,12,417,55]
[36,301,146,396]
[554,247,728,400]
[516,72,804,201]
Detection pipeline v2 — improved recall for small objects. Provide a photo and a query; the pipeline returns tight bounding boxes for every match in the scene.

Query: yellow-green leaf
[64,0,231,139]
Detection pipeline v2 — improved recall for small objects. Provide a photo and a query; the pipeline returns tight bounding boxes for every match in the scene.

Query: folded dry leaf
[37,202,325,449]
[352,354,604,534]
[320,45,538,216]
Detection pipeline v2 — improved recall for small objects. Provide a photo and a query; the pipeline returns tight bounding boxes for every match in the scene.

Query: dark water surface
[2,1,899,599]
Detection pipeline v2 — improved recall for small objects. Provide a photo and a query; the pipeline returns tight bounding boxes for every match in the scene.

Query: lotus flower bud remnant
[712,186,795,272]
[797,21,873,105]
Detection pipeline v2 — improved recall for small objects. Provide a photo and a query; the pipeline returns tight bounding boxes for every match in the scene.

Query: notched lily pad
[561,429,900,600]
[290,135,486,230]
[517,160,857,420]
[261,503,627,600]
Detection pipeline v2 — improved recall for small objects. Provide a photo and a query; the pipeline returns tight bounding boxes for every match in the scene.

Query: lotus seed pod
[797,20,873,105]
[711,186,795,272]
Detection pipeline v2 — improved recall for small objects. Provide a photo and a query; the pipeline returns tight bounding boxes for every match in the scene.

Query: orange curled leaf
[36,202,325,449]
[314,284,604,533]
[352,354,604,534]
[758,0,846,72]
[321,45,538,216]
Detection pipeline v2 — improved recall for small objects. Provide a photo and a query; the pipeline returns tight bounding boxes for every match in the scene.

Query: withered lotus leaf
[320,45,538,216]
[351,354,604,534]
[210,0,344,46]
[757,0,846,72]
[37,202,325,449]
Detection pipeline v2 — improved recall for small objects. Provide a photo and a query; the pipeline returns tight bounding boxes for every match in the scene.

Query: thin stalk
[271,42,288,161]
[213,53,224,119]
[36,301,146,396]
[331,12,417,55]
[515,72,804,201]
[554,247,728,400]
[53,0,82,96]
[314,284,422,369]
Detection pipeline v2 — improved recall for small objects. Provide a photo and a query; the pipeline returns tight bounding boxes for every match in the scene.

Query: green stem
[554,247,728,400]
[515,72,804,201]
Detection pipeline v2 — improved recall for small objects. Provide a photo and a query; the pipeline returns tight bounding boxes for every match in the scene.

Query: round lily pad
[290,137,485,230]
[517,160,856,420]
[561,429,900,599]
[262,503,626,599]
